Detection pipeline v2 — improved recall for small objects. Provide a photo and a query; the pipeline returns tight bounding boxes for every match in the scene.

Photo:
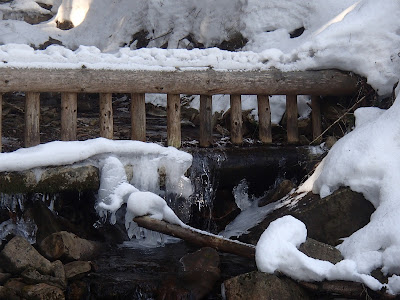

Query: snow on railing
[0,68,359,150]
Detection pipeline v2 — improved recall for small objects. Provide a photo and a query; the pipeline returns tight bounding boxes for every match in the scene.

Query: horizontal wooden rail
[0,68,358,95]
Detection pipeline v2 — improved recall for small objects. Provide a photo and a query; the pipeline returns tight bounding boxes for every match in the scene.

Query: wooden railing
[0,68,359,150]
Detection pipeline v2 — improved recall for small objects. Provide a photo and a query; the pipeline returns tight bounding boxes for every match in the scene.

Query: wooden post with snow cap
[200,94,213,147]
[230,94,243,145]
[167,94,181,148]
[286,94,299,143]
[257,95,272,144]
[61,92,77,141]
[99,93,113,139]
[24,92,40,147]
[311,95,322,144]
[131,93,146,142]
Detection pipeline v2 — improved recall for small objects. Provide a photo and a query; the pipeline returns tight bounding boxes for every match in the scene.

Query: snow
[1,0,400,295]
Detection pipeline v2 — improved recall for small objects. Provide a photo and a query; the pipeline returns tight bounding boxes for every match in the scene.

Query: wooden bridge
[0,68,359,150]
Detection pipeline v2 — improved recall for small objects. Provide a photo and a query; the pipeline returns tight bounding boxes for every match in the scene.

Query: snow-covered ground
[1,0,400,295]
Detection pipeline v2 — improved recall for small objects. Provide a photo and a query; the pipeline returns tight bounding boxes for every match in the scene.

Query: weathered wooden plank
[230,94,243,145]
[286,95,299,144]
[25,92,40,147]
[61,92,77,141]
[311,95,322,144]
[167,94,181,148]
[131,93,146,141]
[99,93,113,139]
[0,68,359,95]
[257,95,272,144]
[199,94,213,147]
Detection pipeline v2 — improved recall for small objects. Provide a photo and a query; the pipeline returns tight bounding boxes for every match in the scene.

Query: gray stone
[299,238,343,264]
[64,261,91,280]
[21,267,66,290]
[241,187,374,246]
[222,271,311,300]
[4,278,26,299]
[22,283,65,300]
[51,261,65,282]
[0,236,53,274]
[39,231,101,261]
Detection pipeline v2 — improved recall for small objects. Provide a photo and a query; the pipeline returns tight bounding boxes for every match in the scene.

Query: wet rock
[64,261,92,280]
[21,267,66,290]
[39,231,101,262]
[0,236,53,275]
[3,278,26,299]
[66,281,88,300]
[158,247,220,300]
[0,272,11,285]
[241,187,374,246]
[0,286,5,299]
[22,283,65,300]
[222,271,311,300]
[258,179,295,207]
[51,261,65,283]
[299,238,343,264]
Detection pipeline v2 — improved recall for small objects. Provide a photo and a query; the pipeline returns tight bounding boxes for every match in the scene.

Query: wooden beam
[286,95,299,144]
[167,94,181,148]
[0,68,359,95]
[199,95,213,147]
[131,93,146,141]
[61,92,77,141]
[24,92,40,147]
[257,95,272,144]
[99,93,113,139]
[311,95,322,144]
[230,94,243,145]
[134,216,255,259]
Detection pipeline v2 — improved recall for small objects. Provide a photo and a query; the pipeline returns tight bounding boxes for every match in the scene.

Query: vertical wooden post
[131,93,146,142]
[0,93,2,152]
[200,95,213,147]
[99,93,113,139]
[230,94,243,145]
[25,92,41,147]
[167,94,181,148]
[257,95,272,144]
[286,94,299,144]
[61,92,77,141]
[311,95,322,144]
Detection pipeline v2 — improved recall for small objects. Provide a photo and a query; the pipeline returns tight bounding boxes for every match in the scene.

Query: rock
[51,261,66,282]
[258,179,295,207]
[0,286,5,299]
[0,236,53,275]
[22,283,65,300]
[241,187,374,246]
[39,231,101,261]
[21,267,66,290]
[4,278,26,299]
[325,136,337,149]
[222,271,311,300]
[0,272,11,285]
[158,247,220,300]
[64,261,92,280]
[299,238,343,264]
[66,281,88,300]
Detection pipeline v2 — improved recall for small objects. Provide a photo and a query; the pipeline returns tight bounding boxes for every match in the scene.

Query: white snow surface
[0,0,398,95]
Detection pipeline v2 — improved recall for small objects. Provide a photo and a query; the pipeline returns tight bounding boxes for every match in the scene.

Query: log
[199,94,213,147]
[230,94,243,145]
[133,216,255,259]
[257,95,272,144]
[167,94,181,148]
[99,93,113,139]
[25,92,40,147]
[286,95,299,143]
[131,93,146,141]
[311,95,322,144]
[0,68,359,95]
[61,92,77,141]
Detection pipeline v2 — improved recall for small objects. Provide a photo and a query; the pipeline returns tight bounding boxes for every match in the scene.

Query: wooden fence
[0,68,359,150]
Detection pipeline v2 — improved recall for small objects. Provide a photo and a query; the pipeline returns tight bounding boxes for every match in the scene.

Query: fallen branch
[133,216,256,259]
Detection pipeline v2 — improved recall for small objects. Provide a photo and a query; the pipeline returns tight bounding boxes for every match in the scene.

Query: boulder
[64,261,92,280]
[0,272,11,285]
[3,278,26,299]
[0,236,53,274]
[222,271,311,300]
[241,187,374,246]
[22,283,65,300]
[39,231,101,261]
[66,281,89,300]
[21,267,66,290]
[299,238,343,264]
